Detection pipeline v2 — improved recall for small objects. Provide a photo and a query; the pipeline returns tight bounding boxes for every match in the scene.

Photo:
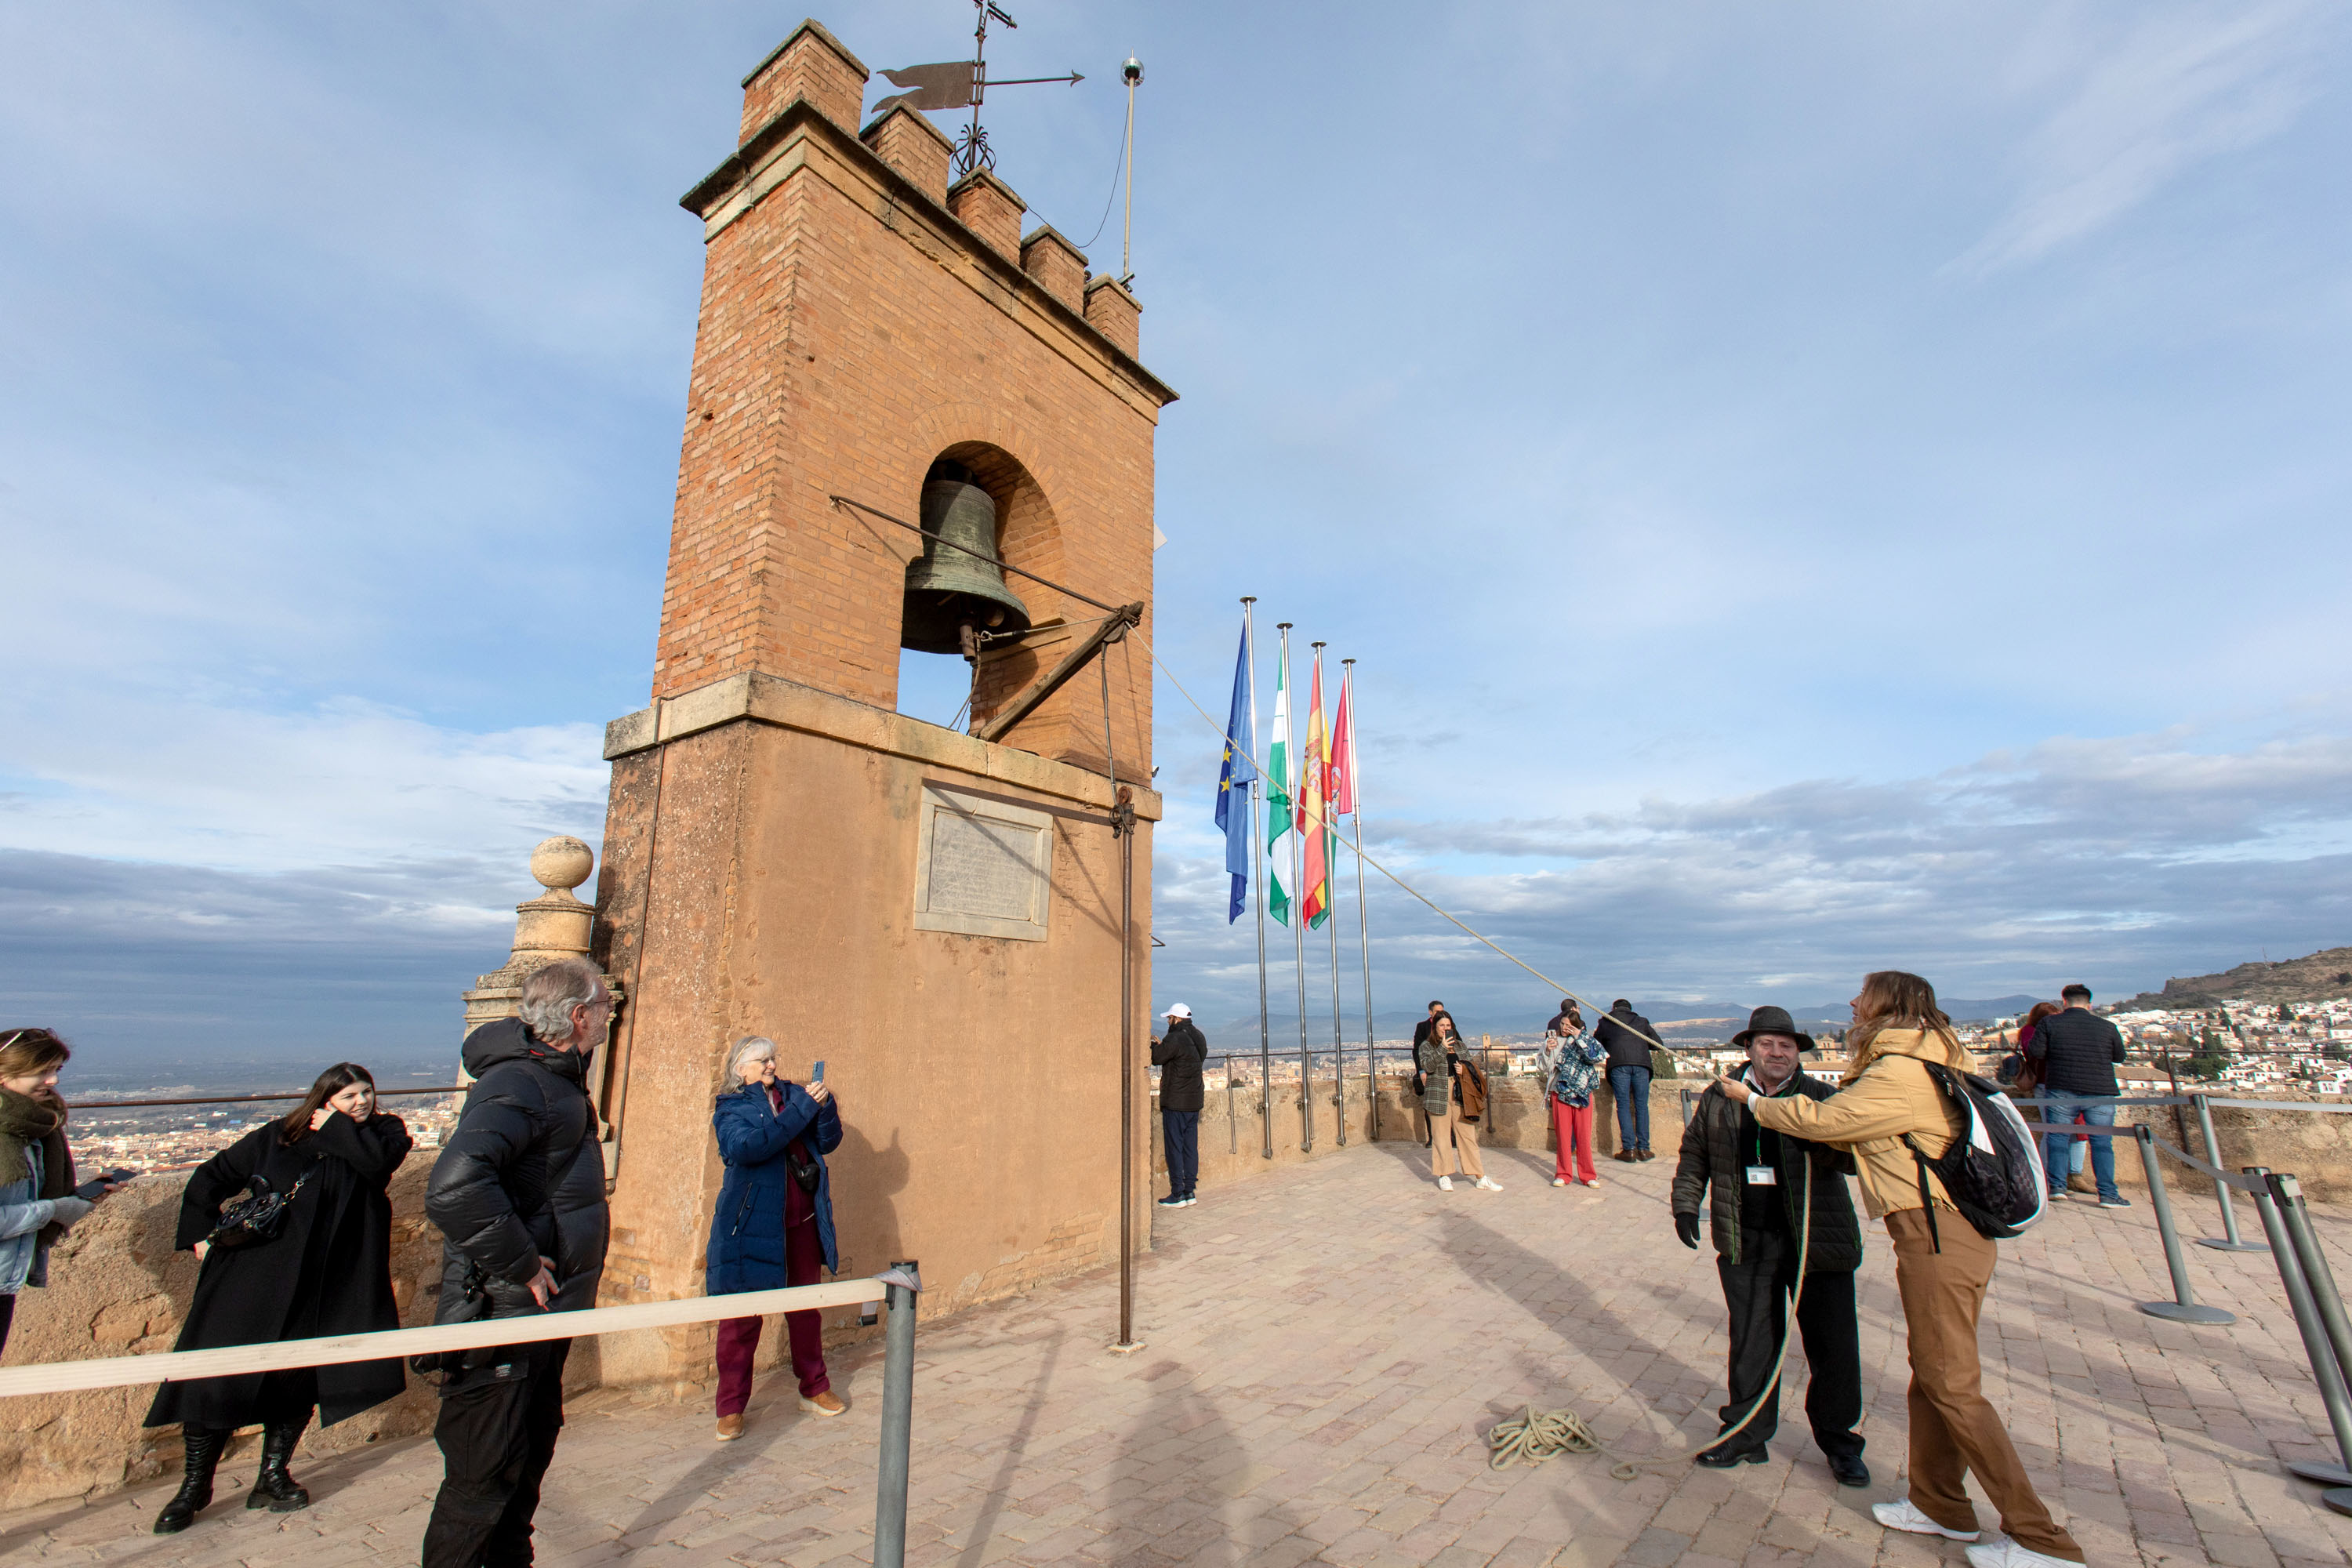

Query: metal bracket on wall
[976,602,1144,744]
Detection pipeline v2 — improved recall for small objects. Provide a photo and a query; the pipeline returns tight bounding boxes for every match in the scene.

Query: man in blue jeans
[1595,999,1659,1160]
[2028,984,2130,1209]
[1152,1004,1207,1207]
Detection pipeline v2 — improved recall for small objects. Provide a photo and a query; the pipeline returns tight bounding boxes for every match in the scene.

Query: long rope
[1139,632,1674,1056]
[1489,1102,1814,1476]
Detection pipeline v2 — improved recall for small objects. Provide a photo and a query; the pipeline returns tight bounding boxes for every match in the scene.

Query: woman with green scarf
[0,1028,118,1356]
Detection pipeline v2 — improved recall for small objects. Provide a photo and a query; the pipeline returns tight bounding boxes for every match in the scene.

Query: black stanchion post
[872,1261,920,1568]
[2247,1169,2352,1487]
[2194,1094,2264,1251]
[2270,1174,2352,1516]
[2133,1123,2235,1325]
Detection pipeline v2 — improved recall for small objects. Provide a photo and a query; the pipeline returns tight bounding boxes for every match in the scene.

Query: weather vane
[870,0,1083,179]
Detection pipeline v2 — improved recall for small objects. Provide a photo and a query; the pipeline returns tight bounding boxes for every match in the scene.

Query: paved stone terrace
[10,1138,2352,1566]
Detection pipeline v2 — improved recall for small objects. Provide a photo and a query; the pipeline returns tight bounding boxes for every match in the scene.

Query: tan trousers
[1429,1103,1485,1179]
[1886,1210,2084,1563]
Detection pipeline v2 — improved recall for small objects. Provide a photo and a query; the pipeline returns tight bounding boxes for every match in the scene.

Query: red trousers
[715,1217,830,1414]
[1550,1098,1597,1182]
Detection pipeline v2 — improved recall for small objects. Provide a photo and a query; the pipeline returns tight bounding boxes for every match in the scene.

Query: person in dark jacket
[1671,1007,1866,1484]
[1595,1000,1660,1160]
[708,1035,844,1439]
[2027,984,2129,1208]
[420,956,612,1568]
[1153,1004,1208,1208]
[148,1062,409,1533]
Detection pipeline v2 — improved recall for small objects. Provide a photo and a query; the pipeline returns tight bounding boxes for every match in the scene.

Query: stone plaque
[914,786,1052,941]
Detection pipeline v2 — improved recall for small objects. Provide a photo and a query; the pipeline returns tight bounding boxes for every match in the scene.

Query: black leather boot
[245,1415,311,1511]
[154,1425,227,1534]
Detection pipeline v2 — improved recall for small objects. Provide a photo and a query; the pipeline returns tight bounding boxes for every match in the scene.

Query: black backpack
[1903,1059,2049,1250]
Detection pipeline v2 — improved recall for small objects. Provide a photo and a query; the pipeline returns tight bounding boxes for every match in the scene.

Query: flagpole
[1246,599,1272,1161]
[1279,623,1310,1153]
[1315,643,1345,1148]
[1345,659,1377,1141]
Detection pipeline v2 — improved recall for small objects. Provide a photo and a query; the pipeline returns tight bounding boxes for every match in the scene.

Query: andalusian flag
[1265,651,1293,925]
[1299,650,1332,928]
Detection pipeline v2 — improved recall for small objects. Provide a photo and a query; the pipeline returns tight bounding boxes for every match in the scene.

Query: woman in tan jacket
[1722,971,2084,1568]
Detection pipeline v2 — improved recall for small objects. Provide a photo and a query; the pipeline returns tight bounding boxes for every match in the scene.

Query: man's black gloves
[1675,1211,1701,1250]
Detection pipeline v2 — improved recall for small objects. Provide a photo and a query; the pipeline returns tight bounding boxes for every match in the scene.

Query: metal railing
[66,1087,464,1111]
[0,1261,927,1566]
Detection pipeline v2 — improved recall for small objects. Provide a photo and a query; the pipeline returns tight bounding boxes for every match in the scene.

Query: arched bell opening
[893,445,1065,733]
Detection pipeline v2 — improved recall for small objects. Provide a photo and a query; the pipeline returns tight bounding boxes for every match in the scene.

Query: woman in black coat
[147,1062,412,1536]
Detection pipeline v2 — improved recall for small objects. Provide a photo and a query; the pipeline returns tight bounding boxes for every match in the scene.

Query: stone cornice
[604,670,1164,820]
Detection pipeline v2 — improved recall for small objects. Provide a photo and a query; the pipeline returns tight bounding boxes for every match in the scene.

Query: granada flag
[1330,663,1357,816]
[1298,650,1332,928]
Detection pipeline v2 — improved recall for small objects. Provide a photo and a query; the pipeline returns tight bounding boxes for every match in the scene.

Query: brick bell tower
[584,19,1174,1384]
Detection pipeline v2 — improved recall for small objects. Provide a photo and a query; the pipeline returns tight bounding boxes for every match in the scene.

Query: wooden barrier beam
[0,1278,890,1399]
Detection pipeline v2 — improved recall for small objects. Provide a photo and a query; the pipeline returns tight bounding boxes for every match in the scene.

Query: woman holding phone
[706,1037,844,1440]
[0,1028,124,1359]
[147,1062,412,1535]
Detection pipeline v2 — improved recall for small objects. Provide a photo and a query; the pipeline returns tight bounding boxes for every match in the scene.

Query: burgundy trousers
[715,1217,830,1415]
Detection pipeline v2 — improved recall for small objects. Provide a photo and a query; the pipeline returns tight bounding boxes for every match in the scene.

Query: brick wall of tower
[649,95,1168,779]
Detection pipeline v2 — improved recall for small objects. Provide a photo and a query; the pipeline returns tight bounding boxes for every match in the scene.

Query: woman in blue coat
[706,1035,843,1440]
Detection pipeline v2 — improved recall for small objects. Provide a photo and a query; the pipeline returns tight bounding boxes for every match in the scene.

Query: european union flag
[1214,618,1257,923]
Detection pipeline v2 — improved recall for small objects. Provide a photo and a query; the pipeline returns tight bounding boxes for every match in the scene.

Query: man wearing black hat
[1670,1005,1867,1485]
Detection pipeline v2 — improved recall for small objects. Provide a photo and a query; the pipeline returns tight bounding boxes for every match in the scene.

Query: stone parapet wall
[1149,1074,1691,1195]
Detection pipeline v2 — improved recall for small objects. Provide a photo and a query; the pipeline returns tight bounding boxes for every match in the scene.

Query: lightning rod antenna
[1121,56,1142,284]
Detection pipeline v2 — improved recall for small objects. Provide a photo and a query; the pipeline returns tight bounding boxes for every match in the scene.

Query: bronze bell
[901,465,1031,655]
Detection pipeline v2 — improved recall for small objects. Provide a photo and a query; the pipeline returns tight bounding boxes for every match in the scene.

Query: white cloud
[1954,1,2329,274]
[1151,721,2352,1033]
[0,691,606,876]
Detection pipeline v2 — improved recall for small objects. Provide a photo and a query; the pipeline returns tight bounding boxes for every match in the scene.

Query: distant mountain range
[1216,993,2047,1044]
[2118,946,2352,1011]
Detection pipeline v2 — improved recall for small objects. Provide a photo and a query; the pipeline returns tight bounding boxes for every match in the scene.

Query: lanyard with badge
[1742,1066,1779,1188]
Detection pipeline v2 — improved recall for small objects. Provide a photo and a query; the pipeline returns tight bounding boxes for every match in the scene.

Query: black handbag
[785,1139,822,1196]
[204,1169,314,1250]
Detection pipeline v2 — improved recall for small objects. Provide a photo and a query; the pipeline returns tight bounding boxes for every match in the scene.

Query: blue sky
[3,2,2349,1065]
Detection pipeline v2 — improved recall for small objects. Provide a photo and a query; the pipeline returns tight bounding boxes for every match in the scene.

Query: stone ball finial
[530,836,595,896]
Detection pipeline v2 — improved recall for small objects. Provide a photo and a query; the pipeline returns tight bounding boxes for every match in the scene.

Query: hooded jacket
[426,1017,609,1320]
[706,1080,841,1292]
[1152,1019,1209,1113]
[1745,1027,1965,1219]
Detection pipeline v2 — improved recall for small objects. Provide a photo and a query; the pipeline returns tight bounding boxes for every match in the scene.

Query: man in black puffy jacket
[1152,1004,1208,1208]
[421,956,611,1568]
[2027,983,2130,1209]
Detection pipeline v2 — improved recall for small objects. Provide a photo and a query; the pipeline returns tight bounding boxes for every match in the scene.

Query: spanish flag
[1298,650,1332,928]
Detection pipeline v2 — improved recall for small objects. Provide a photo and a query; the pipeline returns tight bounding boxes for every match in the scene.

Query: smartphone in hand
[811,1061,826,1083]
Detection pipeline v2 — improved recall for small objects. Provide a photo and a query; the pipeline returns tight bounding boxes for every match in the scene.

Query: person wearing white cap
[1152,1005,1208,1208]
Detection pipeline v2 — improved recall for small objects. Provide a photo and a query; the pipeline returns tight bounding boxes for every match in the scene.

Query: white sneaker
[1872,1498,1980,1542]
[1965,1537,2077,1568]
[1437,1176,1454,1191]
[1475,1178,1504,1192]
[1552,1177,1568,1187]
[1581,1179,1601,1188]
